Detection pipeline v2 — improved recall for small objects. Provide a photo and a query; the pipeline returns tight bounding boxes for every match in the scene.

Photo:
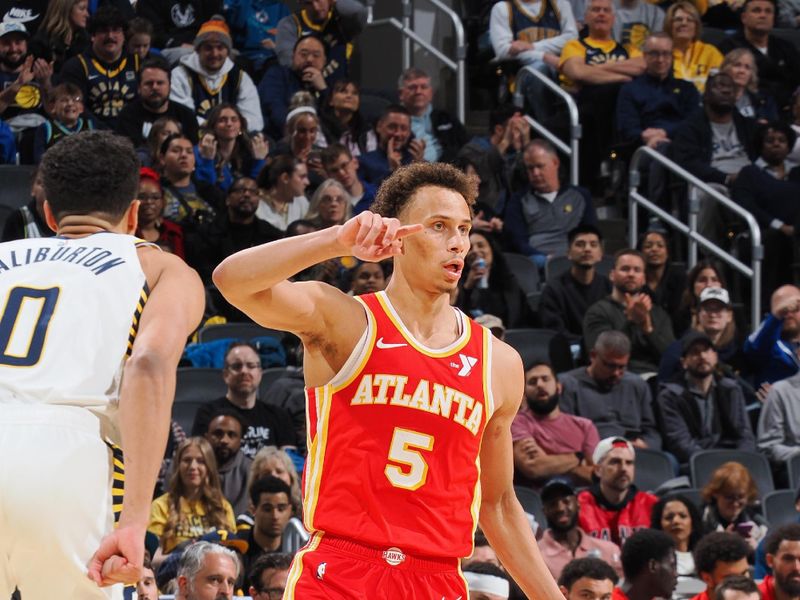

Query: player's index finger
[396,223,424,238]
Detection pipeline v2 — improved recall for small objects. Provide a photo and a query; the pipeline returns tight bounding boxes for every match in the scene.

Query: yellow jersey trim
[284,531,324,598]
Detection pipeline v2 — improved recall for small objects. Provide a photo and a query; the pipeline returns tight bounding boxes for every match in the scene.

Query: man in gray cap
[657,330,755,465]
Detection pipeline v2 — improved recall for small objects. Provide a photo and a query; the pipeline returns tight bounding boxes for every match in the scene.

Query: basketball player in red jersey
[213,163,563,599]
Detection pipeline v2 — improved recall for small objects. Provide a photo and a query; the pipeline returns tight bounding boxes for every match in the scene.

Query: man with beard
[614,529,677,600]
[540,225,611,344]
[673,72,759,244]
[560,331,661,449]
[511,362,600,490]
[191,176,283,284]
[576,437,658,546]
[538,479,622,580]
[584,249,674,375]
[205,409,253,515]
[115,57,198,147]
[191,341,297,457]
[58,6,140,128]
[745,285,800,387]
[658,331,755,466]
[0,22,50,135]
[760,524,800,600]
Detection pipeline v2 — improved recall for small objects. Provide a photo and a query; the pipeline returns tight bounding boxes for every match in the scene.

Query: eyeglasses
[56,96,83,105]
[721,493,747,503]
[225,362,261,372]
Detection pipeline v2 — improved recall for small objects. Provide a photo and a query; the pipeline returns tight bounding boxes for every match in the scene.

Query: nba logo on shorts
[316,562,327,579]
[382,547,406,566]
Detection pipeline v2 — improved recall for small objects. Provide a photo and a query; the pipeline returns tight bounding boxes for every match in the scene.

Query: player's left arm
[478,340,564,600]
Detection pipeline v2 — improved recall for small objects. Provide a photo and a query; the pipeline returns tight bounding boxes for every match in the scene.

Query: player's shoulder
[489,335,523,373]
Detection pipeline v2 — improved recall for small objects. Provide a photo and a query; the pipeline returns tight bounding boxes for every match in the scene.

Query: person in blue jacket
[745,284,800,387]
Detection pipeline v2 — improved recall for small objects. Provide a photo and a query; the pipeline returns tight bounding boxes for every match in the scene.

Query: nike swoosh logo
[376,337,407,349]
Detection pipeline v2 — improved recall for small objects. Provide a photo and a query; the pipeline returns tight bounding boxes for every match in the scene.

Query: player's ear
[43,200,59,232]
[125,199,140,235]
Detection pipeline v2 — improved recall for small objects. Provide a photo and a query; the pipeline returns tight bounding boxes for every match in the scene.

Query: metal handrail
[627,145,763,329]
[518,65,581,186]
[365,0,467,123]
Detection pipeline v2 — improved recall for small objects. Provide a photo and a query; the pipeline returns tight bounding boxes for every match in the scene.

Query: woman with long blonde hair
[147,437,236,559]
[30,0,89,72]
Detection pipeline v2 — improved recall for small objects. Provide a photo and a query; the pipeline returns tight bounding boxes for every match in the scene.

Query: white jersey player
[0,131,204,599]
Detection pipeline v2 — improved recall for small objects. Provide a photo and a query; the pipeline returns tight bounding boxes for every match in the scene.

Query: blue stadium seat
[175,367,227,404]
[197,322,284,343]
[634,448,675,493]
[763,489,798,527]
[514,485,547,531]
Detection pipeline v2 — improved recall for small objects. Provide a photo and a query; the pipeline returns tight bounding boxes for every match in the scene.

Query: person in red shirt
[691,532,753,600]
[213,162,564,599]
[577,437,658,546]
[760,524,800,600]
[613,529,677,600]
[559,557,618,600]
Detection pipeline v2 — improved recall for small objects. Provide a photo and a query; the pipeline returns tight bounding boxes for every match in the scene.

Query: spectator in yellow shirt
[664,2,723,92]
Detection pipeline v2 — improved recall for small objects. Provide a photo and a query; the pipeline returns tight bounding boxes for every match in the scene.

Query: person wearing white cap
[463,562,511,600]
[576,436,658,546]
[0,20,51,134]
[657,286,746,383]
[657,330,755,465]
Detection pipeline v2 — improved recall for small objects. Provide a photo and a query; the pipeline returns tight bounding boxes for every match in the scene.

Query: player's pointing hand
[337,211,423,262]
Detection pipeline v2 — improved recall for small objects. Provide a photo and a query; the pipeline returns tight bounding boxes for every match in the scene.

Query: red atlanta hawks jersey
[302,291,494,558]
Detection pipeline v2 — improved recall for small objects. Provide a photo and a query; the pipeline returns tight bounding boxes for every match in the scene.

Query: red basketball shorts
[284,533,469,599]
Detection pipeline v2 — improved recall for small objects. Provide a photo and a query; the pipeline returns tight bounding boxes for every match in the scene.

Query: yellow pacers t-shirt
[673,40,723,92]
[148,494,236,553]
[559,37,639,91]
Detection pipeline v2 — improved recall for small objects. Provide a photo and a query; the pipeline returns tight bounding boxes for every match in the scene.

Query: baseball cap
[540,478,576,503]
[699,287,731,307]
[592,436,634,464]
[475,314,506,337]
[0,22,28,39]
[199,529,249,554]
[681,330,715,356]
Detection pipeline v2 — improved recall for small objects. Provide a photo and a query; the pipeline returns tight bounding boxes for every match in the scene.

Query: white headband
[464,571,510,598]
[286,105,318,124]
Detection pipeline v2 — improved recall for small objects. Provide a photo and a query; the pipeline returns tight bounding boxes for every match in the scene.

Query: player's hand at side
[337,211,423,262]
[87,525,145,587]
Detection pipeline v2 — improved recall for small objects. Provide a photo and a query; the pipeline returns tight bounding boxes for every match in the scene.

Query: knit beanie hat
[193,16,232,51]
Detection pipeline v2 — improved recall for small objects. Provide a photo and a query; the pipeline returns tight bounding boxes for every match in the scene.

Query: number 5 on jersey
[385,427,434,491]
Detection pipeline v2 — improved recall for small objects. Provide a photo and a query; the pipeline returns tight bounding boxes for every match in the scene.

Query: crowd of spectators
[1,0,800,598]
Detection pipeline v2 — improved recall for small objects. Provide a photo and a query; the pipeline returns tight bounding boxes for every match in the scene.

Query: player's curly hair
[161,437,234,552]
[371,162,476,220]
[41,130,140,222]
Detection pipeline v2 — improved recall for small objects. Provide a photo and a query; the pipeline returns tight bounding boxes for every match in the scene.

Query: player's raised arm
[212,211,422,337]
[89,250,204,586]
[479,340,565,600]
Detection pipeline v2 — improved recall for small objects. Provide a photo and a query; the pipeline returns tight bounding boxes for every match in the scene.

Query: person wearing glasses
[191,341,297,458]
[248,552,292,599]
[33,81,96,163]
[135,166,185,259]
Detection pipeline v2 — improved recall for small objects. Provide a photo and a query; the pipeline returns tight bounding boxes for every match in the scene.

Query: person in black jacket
[717,0,800,115]
[672,72,759,245]
[657,331,755,465]
[136,0,222,61]
[397,66,468,164]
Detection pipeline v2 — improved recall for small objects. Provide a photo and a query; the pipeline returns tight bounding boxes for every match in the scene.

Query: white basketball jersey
[0,233,148,416]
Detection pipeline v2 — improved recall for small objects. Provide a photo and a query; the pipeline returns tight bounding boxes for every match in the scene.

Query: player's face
[596,446,635,493]
[223,346,263,394]
[561,576,614,600]
[705,559,751,591]
[180,554,237,600]
[254,491,292,537]
[397,186,471,294]
[198,40,229,72]
[257,458,293,488]
[136,567,158,600]
[206,415,243,463]
[179,444,208,490]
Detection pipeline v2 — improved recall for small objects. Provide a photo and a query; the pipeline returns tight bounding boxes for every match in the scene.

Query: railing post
[570,123,581,187]
[456,39,466,123]
[628,168,640,249]
[401,0,412,70]
[751,242,763,332]
[687,185,699,269]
